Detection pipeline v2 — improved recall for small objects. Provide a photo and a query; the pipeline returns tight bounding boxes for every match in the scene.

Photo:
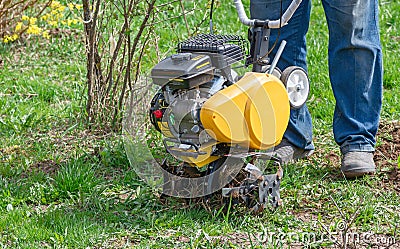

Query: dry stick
[112,0,156,128]
[102,0,134,104]
[112,30,131,130]
[93,1,106,105]
[110,2,130,104]
[153,30,161,62]
[111,41,127,105]
[2,0,33,11]
[83,0,94,122]
[99,2,118,100]
[329,196,348,249]
[83,0,101,124]
[179,0,190,36]
[90,0,102,117]
[127,0,156,66]
[329,195,347,223]
[94,48,105,120]
[318,220,342,248]
[127,30,153,112]
[129,5,155,94]
[34,0,52,19]
[343,200,363,248]
[113,0,124,15]
[329,195,364,249]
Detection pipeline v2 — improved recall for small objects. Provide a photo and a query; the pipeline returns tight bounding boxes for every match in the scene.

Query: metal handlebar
[233,0,302,28]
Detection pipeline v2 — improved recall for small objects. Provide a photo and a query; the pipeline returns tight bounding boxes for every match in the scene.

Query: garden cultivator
[148,0,309,211]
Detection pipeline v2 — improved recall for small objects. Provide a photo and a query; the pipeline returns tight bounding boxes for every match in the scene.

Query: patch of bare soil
[18,159,60,178]
[374,120,400,192]
[28,159,60,175]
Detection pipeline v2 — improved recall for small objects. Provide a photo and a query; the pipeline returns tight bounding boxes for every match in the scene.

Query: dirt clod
[374,120,400,192]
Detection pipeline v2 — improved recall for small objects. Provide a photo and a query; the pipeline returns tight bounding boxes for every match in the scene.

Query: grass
[1,0,400,248]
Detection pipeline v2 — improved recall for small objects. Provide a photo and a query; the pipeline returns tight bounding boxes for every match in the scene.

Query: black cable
[210,0,215,20]
[209,0,215,34]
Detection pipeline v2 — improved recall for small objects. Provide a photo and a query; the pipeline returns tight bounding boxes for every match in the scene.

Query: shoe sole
[342,170,375,179]
[266,149,314,165]
[293,149,314,161]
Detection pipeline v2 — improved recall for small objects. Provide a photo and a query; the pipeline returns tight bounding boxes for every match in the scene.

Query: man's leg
[250,0,314,162]
[321,0,383,177]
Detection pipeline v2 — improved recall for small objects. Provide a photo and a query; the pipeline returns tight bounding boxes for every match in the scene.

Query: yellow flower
[50,1,67,12]
[26,25,42,35]
[75,4,82,10]
[56,13,63,20]
[68,3,74,10]
[2,34,19,43]
[21,15,29,21]
[48,20,58,27]
[67,19,79,26]
[41,14,49,21]
[15,22,23,32]
[3,35,10,43]
[58,5,66,12]
[50,1,61,9]
[29,17,37,25]
[42,31,50,39]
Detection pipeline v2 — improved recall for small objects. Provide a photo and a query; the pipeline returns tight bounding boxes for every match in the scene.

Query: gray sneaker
[341,151,376,178]
[269,139,314,164]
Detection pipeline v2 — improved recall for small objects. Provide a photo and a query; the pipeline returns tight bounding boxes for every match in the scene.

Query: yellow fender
[200,72,290,150]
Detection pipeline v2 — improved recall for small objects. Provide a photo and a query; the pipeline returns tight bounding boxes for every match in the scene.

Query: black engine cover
[151,53,214,89]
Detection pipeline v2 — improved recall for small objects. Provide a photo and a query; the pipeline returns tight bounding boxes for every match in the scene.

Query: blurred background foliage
[1,0,83,43]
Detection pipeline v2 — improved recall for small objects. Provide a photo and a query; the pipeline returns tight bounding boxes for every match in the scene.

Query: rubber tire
[281,66,310,109]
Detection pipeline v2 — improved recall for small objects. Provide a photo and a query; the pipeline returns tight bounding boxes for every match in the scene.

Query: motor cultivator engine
[149,34,291,210]
[150,35,246,165]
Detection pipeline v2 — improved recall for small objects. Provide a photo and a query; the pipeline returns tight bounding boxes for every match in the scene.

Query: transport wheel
[281,66,310,109]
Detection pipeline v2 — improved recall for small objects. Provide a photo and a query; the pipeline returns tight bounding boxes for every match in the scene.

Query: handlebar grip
[233,0,255,26]
[233,0,302,28]
[268,0,302,28]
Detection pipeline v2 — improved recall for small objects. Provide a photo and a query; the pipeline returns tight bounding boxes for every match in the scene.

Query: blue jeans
[250,0,383,153]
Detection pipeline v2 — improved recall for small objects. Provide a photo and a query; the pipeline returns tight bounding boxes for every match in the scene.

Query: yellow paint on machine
[191,55,205,61]
[178,141,220,168]
[157,121,174,138]
[200,72,290,150]
[196,61,210,70]
[158,121,219,167]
